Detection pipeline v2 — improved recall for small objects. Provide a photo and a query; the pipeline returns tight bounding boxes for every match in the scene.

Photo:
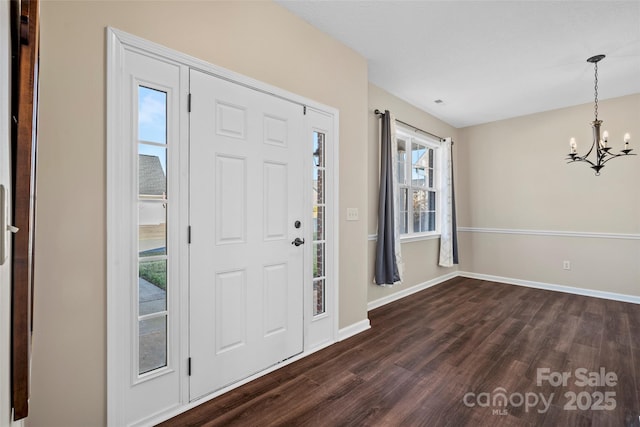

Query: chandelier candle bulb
[623,133,631,153]
[570,137,577,154]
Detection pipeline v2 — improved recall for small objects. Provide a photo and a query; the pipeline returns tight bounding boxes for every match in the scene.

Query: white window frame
[396,125,442,242]
[305,109,338,350]
[135,83,172,382]
[107,32,188,427]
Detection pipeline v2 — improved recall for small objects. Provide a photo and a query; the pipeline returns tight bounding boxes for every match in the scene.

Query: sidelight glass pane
[138,203,166,257]
[314,169,325,205]
[139,260,167,315]
[313,242,325,279]
[313,206,325,241]
[138,146,167,199]
[139,316,167,374]
[313,131,325,168]
[138,86,167,144]
[138,259,167,296]
[313,279,325,316]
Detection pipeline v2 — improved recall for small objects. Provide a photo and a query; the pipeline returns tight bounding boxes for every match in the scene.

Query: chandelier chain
[593,61,599,121]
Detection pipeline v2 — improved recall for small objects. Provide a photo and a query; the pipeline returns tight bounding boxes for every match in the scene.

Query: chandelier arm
[599,152,637,165]
[567,156,596,167]
[577,159,597,167]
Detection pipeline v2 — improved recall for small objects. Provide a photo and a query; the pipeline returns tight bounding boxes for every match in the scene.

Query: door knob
[291,237,305,246]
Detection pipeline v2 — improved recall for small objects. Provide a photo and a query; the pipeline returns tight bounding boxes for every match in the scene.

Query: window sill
[400,233,440,243]
[367,233,441,243]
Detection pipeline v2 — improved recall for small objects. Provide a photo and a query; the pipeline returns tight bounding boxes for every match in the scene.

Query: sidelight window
[312,131,326,316]
[137,86,169,375]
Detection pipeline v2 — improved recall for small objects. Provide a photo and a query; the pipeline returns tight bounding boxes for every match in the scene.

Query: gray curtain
[375,111,400,285]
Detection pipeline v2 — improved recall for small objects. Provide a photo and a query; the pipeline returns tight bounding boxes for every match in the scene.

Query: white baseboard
[368,271,459,311]
[458,271,640,305]
[338,319,371,341]
[366,270,640,313]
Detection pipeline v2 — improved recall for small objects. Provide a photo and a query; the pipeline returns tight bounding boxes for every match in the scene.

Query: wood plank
[160,278,640,426]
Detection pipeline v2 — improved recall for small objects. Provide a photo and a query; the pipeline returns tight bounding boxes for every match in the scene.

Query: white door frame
[1,4,22,426]
[107,27,339,426]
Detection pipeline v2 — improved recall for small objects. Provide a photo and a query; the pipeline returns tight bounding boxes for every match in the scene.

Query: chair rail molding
[457,227,640,240]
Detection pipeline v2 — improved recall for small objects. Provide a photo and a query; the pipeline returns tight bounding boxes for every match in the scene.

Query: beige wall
[34,1,368,426]
[366,88,640,303]
[29,0,640,424]
[367,83,460,304]
[456,94,640,296]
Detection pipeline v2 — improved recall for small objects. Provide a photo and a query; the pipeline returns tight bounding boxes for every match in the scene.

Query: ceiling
[276,1,640,128]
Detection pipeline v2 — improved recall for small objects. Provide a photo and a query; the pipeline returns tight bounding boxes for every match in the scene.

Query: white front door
[189,69,305,400]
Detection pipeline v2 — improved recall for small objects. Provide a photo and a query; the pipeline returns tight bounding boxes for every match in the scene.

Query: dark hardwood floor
[160,277,640,426]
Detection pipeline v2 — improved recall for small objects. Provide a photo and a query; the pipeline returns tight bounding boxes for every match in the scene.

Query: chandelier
[566,54,634,175]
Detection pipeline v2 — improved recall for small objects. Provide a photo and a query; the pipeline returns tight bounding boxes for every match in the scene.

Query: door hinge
[188,93,192,112]
[188,226,192,244]
[188,357,192,376]
[303,105,306,115]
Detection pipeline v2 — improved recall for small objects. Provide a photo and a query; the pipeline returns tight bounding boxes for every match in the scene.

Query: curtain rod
[374,109,448,143]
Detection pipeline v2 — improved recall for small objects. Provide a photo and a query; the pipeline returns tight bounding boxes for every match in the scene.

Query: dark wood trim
[11,0,39,421]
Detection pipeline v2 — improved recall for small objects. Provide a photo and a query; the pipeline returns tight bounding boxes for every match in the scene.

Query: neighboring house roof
[139,154,166,196]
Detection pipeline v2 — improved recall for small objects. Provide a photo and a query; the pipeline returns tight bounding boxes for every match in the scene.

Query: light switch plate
[346,208,359,221]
